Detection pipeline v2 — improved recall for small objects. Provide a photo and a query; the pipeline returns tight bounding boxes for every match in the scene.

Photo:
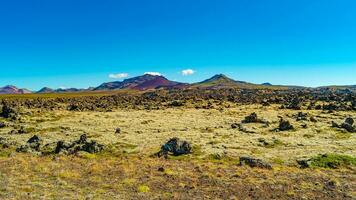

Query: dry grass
[0,104,355,199]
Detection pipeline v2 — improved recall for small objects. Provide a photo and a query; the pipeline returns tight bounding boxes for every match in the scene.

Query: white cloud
[144,72,162,76]
[181,69,195,76]
[59,86,67,90]
[109,73,129,79]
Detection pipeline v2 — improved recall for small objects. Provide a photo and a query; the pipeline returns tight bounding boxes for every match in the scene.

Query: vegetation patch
[298,154,356,169]
[137,185,150,193]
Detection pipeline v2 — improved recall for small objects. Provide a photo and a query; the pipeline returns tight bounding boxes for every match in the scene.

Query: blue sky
[0,0,356,90]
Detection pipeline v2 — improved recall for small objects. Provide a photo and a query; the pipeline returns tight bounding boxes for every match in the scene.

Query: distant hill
[0,85,32,94]
[192,74,308,90]
[192,74,264,89]
[37,87,55,93]
[37,87,95,94]
[54,88,84,93]
[95,74,184,91]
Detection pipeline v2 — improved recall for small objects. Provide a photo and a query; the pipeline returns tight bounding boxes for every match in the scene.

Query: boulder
[297,158,312,168]
[279,119,294,131]
[239,156,272,169]
[344,117,354,126]
[242,112,258,123]
[242,113,268,124]
[340,123,355,133]
[55,134,104,155]
[294,112,308,121]
[332,118,356,133]
[16,135,42,155]
[115,128,121,134]
[156,137,192,158]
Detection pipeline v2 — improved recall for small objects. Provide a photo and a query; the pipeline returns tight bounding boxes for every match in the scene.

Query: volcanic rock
[156,137,192,158]
[239,156,272,169]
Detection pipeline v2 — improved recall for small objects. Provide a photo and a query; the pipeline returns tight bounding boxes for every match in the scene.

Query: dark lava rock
[242,113,258,123]
[286,98,302,110]
[261,99,270,106]
[279,119,294,131]
[294,112,308,121]
[239,156,272,169]
[352,101,356,110]
[331,121,340,128]
[310,116,318,123]
[9,126,28,135]
[231,123,239,129]
[344,117,354,126]
[297,158,312,169]
[156,137,192,158]
[0,103,20,120]
[28,135,41,144]
[341,122,355,133]
[55,134,104,155]
[332,118,356,133]
[242,113,267,124]
[115,128,121,134]
[0,122,6,128]
[16,135,42,155]
[231,123,255,133]
[169,100,184,107]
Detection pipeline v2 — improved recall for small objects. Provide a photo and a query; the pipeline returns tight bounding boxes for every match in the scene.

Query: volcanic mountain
[192,74,259,89]
[0,85,32,94]
[95,74,185,91]
[192,74,304,90]
[37,87,55,93]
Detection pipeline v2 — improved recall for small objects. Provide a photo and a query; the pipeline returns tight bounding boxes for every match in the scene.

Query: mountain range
[0,74,355,94]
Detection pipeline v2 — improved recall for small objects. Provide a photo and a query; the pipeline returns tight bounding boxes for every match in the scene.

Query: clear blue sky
[0,0,355,90]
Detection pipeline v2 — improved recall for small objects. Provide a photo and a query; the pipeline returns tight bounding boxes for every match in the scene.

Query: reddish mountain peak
[95,74,183,91]
[133,75,174,90]
[0,85,32,94]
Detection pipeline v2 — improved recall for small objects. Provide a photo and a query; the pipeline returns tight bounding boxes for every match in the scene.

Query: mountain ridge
[1,74,355,94]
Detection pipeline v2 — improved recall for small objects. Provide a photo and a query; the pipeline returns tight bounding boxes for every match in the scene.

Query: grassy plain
[0,104,355,199]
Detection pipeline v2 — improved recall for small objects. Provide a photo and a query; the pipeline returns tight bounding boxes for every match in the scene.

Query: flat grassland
[0,103,355,199]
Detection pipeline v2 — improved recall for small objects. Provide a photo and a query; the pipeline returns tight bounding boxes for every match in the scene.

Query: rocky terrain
[0,87,355,199]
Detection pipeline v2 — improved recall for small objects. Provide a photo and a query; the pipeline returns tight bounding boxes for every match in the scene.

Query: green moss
[137,185,150,193]
[309,154,356,169]
[121,178,136,186]
[0,149,12,157]
[272,158,285,165]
